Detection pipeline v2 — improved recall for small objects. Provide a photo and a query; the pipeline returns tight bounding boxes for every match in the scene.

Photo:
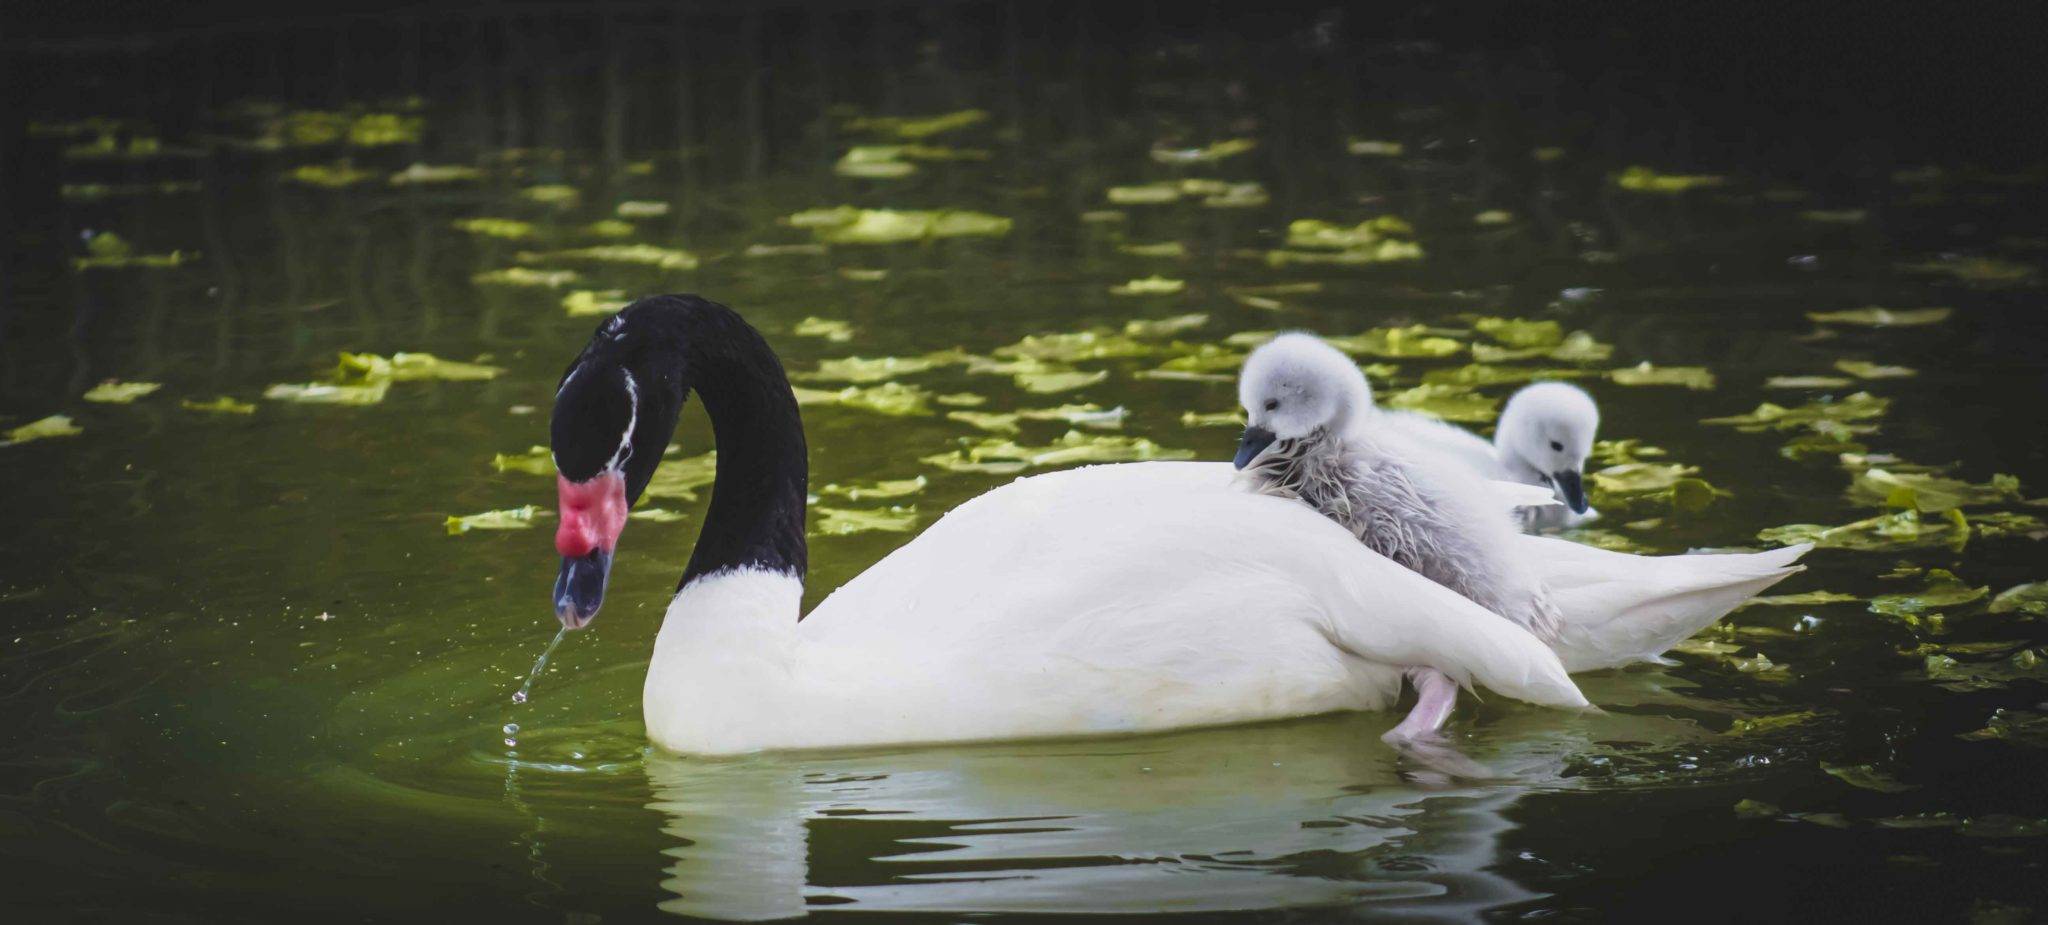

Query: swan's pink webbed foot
[1382,667,1460,743]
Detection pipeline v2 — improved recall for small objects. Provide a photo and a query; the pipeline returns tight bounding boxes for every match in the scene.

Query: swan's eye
[1549,440,1564,452]
[1264,399,1279,412]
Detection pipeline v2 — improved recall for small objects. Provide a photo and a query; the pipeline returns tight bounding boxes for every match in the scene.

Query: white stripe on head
[608,369,639,472]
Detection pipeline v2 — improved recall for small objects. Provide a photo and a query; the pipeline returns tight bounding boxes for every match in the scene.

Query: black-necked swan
[1382,380,1604,531]
[546,294,1589,755]
[1226,331,1809,740]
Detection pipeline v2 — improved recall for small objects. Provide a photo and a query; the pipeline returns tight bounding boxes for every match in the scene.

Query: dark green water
[4,4,2047,921]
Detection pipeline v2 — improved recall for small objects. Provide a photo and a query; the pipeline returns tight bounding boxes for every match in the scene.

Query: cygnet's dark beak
[1551,469,1589,514]
[554,549,611,629]
[1234,426,1278,469]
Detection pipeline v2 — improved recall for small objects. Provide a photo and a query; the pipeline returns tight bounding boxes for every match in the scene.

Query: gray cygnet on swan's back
[1232,332,1561,642]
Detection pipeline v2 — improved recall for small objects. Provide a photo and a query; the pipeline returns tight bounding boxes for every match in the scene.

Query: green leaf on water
[3,415,83,446]
[935,392,985,407]
[817,476,928,501]
[518,244,699,270]
[813,505,920,536]
[1118,241,1188,259]
[617,201,669,218]
[180,396,256,415]
[1806,306,1952,327]
[562,289,628,317]
[947,411,1019,433]
[1703,392,1890,433]
[1988,582,2048,617]
[1736,590,1861,611]
[792,317,855,342]
[1265,240,1425,265]
[1470,330,1613,363]
[451,217,537,240]
[1380,384,1500,423]
[1822,762,1918,792]
[1614,166,1728,193]
[843,109,989,139]
[285,163,376,188]
[521,184,580,207]
[1223,282,1322,312]
[1732,651,1791,678]
[1150,138,1257,165]
[1590,462,1700,494]
[1924,648,2048,692]
[1284,216,1416,249]
[792,382,933,417]
[1609,362,1717,389]
[784,207,1012,244]
[1834,359,1917,379]
[1018,404,1127,429]
[799,355,948,384]
[1181,410,1243,428]
[1557,528,1656,552]
[492,446,555,476]
[1015,369,1108,393]
[1421,364,1585,387]
[631,508,688,523]
[1472,316,1563,348]
[339,352,504,382]
[1198,183,1269,208]
[1733,799,1782,820]
[83,380,162,403]
[1869,570,1989,618]
[445,506,541,535]
[1105,183,1184,205]
[1848,469,2021,512]
[262,381,390,405]
[922,430,1195,473]
[1898,256,2037,286]
[1347,139,1405,157]
[1591,439,1668,466]
[1727,711,1818,736]
[643,451,717,501]
[1475,210,1516,225]
[388,163,482,185]
[1109,276,1185,296]
[1958,709,2048,746]
[474,267,579,288]
[1331,325,1463,359]
[1122,314,1208,337]
[1760,507,1970,552]
[1766,375,1856,390]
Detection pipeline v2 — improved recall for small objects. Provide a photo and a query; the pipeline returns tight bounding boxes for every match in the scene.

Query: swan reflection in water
[642,686,1708,920]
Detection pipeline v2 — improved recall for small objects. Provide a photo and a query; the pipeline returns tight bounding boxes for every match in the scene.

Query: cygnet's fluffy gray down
[1235,334,1562,643]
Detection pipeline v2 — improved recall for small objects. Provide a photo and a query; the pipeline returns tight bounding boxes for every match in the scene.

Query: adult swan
[547,296,1785,755]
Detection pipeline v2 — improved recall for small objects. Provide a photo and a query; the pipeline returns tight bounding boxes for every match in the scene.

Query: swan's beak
[1552,469,1589,514]
[554,471,628,629]
[554,550,611,629]
[1233,426,1278,469]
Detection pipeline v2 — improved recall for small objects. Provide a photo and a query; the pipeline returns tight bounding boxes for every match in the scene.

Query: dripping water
[511,625,570,707]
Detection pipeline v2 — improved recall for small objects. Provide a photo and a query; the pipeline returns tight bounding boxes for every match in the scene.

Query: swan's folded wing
[1524,536,1812,671]
[1486,480,1562,513]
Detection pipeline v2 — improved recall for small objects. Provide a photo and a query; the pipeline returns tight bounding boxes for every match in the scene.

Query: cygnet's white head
[1234,332,1372,468]
[1495,381,1600,513]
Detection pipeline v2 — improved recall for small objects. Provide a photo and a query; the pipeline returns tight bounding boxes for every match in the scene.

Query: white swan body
[643,461,1588,755]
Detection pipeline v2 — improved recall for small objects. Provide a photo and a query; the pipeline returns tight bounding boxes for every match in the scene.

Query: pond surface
[3,4,2046,921]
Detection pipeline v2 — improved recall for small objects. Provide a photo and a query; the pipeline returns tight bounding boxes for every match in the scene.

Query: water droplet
[510,690,528,704]
[503,723,520,735]
[504,737,518,748]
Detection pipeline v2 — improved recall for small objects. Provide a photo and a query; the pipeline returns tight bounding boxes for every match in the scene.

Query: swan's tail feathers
[1523,537,1813,672]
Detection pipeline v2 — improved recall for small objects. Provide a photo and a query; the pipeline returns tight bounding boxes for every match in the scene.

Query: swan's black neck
[552,294,808,588]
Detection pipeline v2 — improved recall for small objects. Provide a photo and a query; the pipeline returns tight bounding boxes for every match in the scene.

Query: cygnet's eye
[1549,440,1564,452]
[1264,399,1280,412]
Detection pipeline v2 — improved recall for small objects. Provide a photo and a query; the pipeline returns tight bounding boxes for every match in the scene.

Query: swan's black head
[545,295,808,629]
[548,308,689,629]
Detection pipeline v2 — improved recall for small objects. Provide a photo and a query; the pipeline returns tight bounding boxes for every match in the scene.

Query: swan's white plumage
[642,461,1587,756]
[1148,462,1810,674]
